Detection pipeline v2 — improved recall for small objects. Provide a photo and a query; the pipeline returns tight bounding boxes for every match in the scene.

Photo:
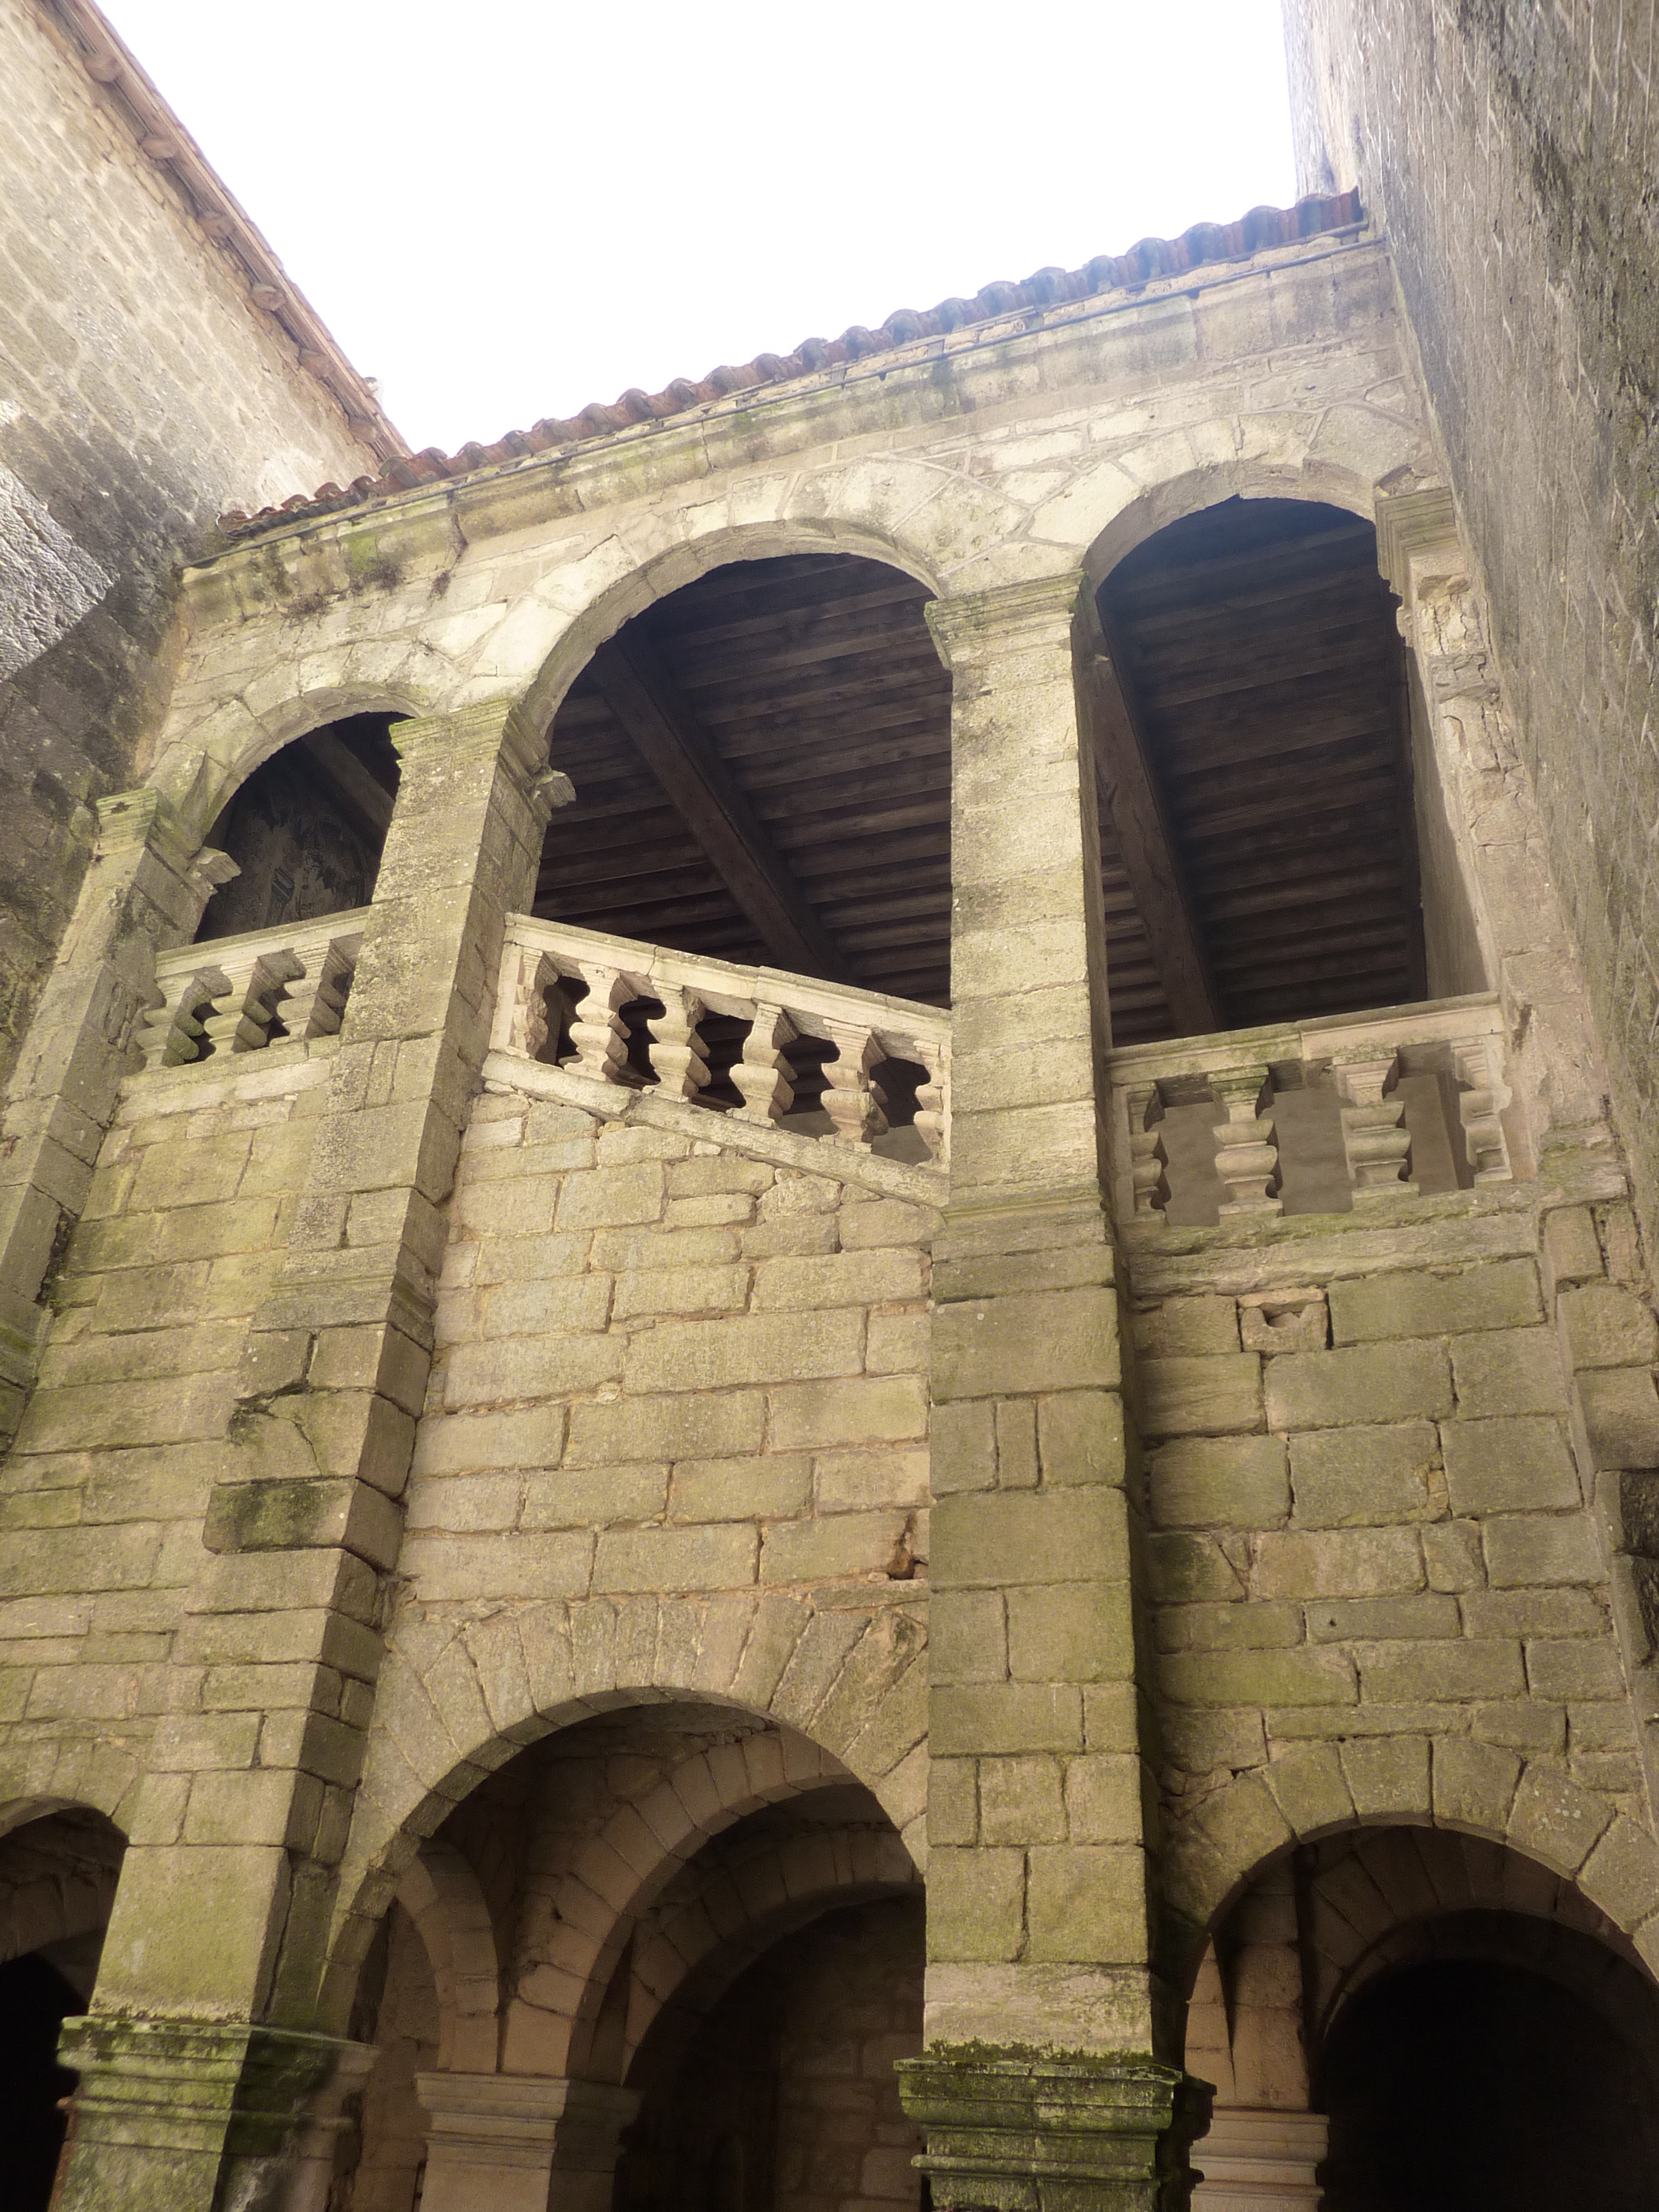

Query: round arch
[320,1594,928,2032]
[393,1838,501,2074]
[1161,1739,1659,1992]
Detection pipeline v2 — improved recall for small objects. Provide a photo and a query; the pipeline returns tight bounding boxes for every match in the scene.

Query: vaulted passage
[538,554,953,1007]
[1094,498,1427,1041]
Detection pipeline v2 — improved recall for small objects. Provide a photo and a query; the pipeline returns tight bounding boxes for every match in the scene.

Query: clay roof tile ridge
[218,189,1361,537]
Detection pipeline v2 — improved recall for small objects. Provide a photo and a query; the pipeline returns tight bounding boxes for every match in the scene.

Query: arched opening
[194,711,403,942]
[1184,1825,1659,2212]
[342,1697,923,2212]
[1094,497,1434,1042]
[537,554,953,1007]
[1318,1938,1659,2211]
[0,1805,126,2212]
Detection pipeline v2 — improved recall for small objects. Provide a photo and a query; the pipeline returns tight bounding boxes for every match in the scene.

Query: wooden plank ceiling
[1097,498,1424,1039]
[538,555,953,1007]
[535,516,1424,1040]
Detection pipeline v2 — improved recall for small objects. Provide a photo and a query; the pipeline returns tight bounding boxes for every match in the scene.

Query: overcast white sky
[99,1,1298,458]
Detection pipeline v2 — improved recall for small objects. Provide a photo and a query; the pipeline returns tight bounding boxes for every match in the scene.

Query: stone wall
[0,0,378,1087]
[407,1085,937,1614]
[0,1037,326,1806]
[1282,0,1659,1241]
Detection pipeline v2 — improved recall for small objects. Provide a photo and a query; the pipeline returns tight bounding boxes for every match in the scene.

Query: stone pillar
[55,701,568,2211]
[0,787,233,1441]
[415,2074,640,2212]
[1377,489,1606,1167]
[902,577,1206,2207]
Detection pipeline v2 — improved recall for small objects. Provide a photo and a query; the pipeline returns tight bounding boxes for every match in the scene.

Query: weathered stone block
[1161,1647,1359,1706]
[1559,1284,1659,1370]
[1007,1583,1134,1681]
[609,1265,748,1318]
[932,1287,1119,1401]
[929,1589,1008,1684]
[1483,1513,1603,1587]
[1289,1421,1439,1527]
[979,1754,1065,1845]
[1144,1532,1245,1604]
[1526,1638,1625,1700]
[1147,1435,1289,1529]
[523,1465,668,1527]
[1305,1594,1460,1641]
[768,1374,927,1450]
[1329,1259,1541,1343]
[1441,1416,1580,1515]
[626,1309,863,1394]
[443,1332,623,1407]
[1138,1354,1262,1438]
[592,1524,758,1592]
[1265,1341,1452,1430]
[814,1447,930,1513]
[554,1163,665,1229]
[1358,1637,1524,1702]
[566,1390,764,1466]
[759,1512,905,1583]
[933,1490,1128,1590]
[1135,1296,1239,1356]
[669,1454,811,1522]
[750,1248,925,1310]
[1450,1326,1569,1417]
[927,1845,1024,1960]
[1036,1390,1125,1487]
[931,1682,1083,1754]
[480,1275,615,1336]
[1253,1527,1424,1599]
[1026,1844,1147,1961]
[1157,1600,1302,1650]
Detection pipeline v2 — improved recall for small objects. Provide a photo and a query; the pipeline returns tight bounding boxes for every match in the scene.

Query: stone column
[55,701,568,2211]
[415,2073,640,2212]
[900,577,1206,2208]
[1377,489,1606,1168]
[0,787,233,1440]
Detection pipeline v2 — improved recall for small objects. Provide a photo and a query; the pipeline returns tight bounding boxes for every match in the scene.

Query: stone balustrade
[141,908,370,1070]
[491,914,951,1165]
[1108,992,1515,1226]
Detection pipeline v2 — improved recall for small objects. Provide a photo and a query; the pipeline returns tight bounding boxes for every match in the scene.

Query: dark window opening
[196,712,403,942]
[1096,497,1432,1042]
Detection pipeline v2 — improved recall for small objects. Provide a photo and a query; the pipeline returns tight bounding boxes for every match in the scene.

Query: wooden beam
[1078,595,1222,1036]
[589,629,848,980]
[298,728,396,842]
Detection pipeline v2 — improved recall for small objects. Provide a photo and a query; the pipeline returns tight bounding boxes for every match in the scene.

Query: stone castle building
[3,0,1658,2205]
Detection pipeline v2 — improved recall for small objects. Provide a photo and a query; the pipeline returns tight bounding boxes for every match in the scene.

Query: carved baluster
[912,1034,951,1166]
[201,948,304,1055]
[1334,1052,1416,1201]
[140,967,227,1070]
[730,1002,797,1124]
[1125,1081,1170,1218]
[1454,1037,1513,1181]
[490,940,555,1058]
[1210,1065,1282,1216]
[646,987,711,1100]
[276,933,363,1042]
[819,1019,889,1149]
[565,965,632,1084]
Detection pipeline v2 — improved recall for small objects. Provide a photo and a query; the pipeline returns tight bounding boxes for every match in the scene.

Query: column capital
[53,2019,374,2212]
[925,572,1085,666]
[1374,486,1461,598]
[897,2053,1210,2212]
[92,785,240,899]
[390,697,575,816]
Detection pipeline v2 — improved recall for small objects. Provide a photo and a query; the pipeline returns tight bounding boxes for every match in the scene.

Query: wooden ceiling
[1097,498,1424,1038]
[535,516,1424,1038]
[538,555,953,1006]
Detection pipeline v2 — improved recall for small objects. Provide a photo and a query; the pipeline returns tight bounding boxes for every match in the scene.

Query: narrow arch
[394,1839,501,2073]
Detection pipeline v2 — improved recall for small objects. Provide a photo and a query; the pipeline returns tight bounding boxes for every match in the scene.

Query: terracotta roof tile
[218,190,1362,537]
